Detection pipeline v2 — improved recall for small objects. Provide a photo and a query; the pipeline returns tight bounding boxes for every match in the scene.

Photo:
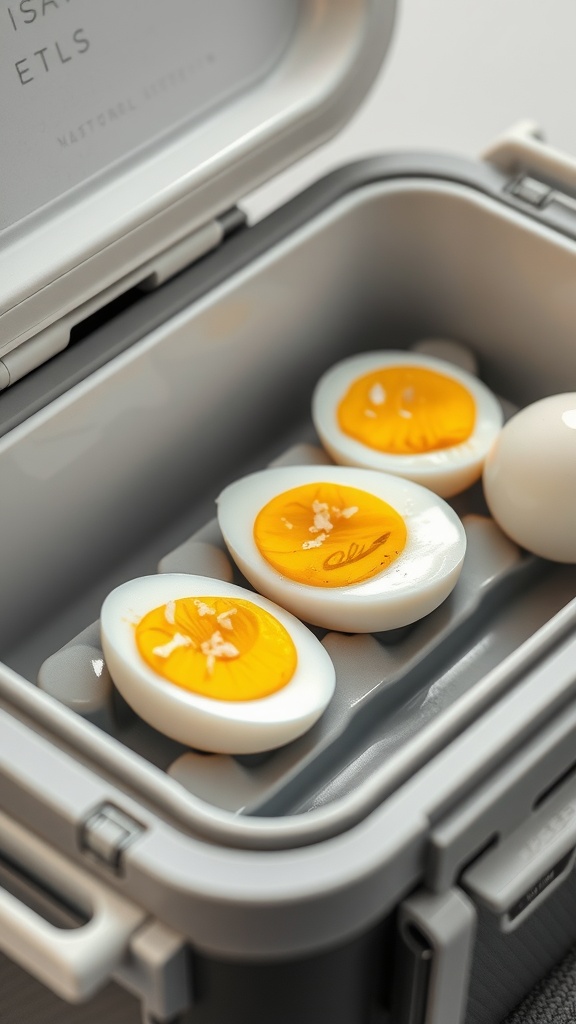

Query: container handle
[0,809,146,1003]
[483,119,576,193]
[395,888,476,1024]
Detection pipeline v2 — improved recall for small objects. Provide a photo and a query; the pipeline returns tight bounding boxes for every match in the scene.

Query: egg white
[100,574,336,754]
[483,393,576,562]
[312,350,503,497]
[217,465,466,633]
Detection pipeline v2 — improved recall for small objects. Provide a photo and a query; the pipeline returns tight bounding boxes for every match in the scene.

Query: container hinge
[483,120,576,239]
[502,171,576,242]
[139,205,246,291]
[81,802,145,872]
[505,172,576,221]
[506,174,552,207]
[115,920,194,1024]
[0,206,246,390]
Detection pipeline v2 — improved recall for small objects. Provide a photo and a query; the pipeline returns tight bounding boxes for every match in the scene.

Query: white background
[247,0,576,219]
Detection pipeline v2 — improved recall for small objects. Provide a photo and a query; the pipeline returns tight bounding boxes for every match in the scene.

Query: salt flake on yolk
[338,365,476,455]
[253,481,407,589]
[217,465,468,633]
[311,351,504,498]
[135,596,297,701]
[101,575,337,754]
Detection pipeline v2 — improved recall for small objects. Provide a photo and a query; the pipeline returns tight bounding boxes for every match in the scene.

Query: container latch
[81,802,145,871]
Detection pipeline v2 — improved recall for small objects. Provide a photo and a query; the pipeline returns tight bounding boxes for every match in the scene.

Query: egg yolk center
[135,597,297,701]
[337,365,476,454]
[254,482,407,588]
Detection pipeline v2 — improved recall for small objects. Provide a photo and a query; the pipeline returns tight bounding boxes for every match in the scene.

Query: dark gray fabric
[504,946,576,1024]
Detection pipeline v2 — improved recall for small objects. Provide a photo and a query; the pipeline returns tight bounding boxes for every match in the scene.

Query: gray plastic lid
[0,0,395,359]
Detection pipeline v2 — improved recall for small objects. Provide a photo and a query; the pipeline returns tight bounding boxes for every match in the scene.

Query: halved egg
[312,350,503,497]
[217,465,466,633]
[100,574,336,754]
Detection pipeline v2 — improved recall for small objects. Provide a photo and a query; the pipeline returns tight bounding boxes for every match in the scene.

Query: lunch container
[3,3,576,1022]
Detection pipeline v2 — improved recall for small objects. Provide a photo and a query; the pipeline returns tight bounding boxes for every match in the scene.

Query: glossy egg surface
[312,350,503,497]
[483,393,576,562]
[217,465,466,633]
[101,574,336,753]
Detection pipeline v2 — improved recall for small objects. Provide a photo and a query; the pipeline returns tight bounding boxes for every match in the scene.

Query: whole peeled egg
[483,393,576,562]
[312,350,503,497]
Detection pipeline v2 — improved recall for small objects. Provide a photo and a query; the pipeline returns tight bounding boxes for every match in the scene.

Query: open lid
[0,0,396,364]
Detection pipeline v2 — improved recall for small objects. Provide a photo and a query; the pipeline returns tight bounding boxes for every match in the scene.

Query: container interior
[1,176,576,831]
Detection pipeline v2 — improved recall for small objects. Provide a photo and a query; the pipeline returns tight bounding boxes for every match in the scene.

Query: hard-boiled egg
[483,393,576,562]
[312,350,503,497]
[100,574,335,754]
[217,465,466,633]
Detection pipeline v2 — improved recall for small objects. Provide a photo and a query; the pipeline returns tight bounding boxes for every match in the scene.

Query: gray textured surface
[505,946,576,1024]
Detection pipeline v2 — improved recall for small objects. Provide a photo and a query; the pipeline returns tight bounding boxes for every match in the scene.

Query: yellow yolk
[337,365,476,455]
[253,482,407,588]
[135,596,297,701]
